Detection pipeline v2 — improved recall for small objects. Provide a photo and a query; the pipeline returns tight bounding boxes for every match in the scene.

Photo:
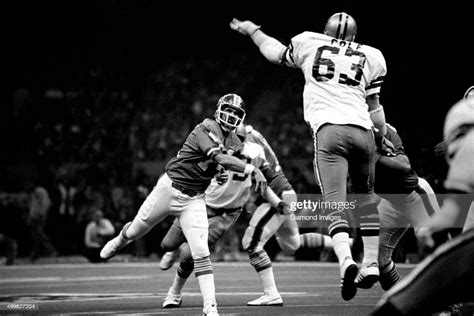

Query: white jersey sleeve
[282,31,387,132]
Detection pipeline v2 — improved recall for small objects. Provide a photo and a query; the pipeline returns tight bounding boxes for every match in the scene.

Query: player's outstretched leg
[100,222,133,260]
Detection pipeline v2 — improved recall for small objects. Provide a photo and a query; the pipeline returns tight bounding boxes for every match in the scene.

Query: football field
[0,261,416,315]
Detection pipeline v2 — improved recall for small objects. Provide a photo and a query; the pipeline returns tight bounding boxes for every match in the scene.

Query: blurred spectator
[27,182,57,262]
[83,209,115,263]
[0,233,17,265]
[48,169,79,254]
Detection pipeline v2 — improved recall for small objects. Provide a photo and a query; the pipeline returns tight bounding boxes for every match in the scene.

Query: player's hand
[376,136,396,157]
[276,201,292,215]
[229,18,261,36]
[216,169,229,185]
[252,168,267,196]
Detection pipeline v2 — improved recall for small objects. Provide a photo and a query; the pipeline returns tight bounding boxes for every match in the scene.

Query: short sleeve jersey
[283,32,387,132]
[165,118,242,193]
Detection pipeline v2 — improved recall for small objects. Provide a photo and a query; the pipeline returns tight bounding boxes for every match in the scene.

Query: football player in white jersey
[372,87,474,315]
[230,12,389,300]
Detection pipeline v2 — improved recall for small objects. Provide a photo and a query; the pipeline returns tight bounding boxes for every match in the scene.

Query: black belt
[207,205,242,214]
[171,182,199,197]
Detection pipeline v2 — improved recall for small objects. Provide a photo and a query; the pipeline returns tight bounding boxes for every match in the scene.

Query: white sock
[169,274,187,295]
[258,267,279,296]
[332,232,353,266]
[197,274,216,306]
[362,236,379,266]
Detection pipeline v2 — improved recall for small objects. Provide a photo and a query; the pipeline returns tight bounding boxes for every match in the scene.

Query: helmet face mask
[215,94,246,132]
[324,12,357,41]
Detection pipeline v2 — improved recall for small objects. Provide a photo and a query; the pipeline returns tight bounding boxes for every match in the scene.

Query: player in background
[100,94,267,316]
[241,125,335,305]
[371,86,474,315]
[230,12,390,300]
[160,124,291,308]
[373,123,440,291]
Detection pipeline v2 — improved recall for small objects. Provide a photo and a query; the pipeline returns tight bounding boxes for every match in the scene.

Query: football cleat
[100,235,131,260]
[162,292,182,308]
[247,294,283,306]
[379,262,400,291]
[159,250,179,271]
[340,257,358,301]
[355,262,380,289]
[202,302,219,316]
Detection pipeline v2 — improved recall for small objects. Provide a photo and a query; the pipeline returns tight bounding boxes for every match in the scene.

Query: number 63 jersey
[283,31,387,132]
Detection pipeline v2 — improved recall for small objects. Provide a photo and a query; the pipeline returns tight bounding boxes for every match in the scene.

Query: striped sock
[249,249,272,272]
[300,232,334,249]
[249,249,278,296]
[194,256,216,306]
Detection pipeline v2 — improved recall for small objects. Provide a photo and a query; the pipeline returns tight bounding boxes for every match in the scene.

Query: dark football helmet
[215,94,246,131]
[324,12,357,41]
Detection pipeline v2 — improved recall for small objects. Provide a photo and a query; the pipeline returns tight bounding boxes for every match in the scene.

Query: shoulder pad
[201,118,224,143]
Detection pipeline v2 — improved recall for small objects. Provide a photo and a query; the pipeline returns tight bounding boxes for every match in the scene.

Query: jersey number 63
[312,45,366,86]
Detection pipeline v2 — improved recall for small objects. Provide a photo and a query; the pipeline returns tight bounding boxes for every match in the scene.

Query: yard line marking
[0,262,418,270]
[0,275,151,283]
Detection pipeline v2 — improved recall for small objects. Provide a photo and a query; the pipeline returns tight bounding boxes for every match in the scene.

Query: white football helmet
[324,12,357,41]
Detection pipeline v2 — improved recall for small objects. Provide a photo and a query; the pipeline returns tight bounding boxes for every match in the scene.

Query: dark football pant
[372,228,474,315]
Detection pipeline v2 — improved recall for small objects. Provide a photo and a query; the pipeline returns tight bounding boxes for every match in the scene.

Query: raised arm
[230,18,287,64]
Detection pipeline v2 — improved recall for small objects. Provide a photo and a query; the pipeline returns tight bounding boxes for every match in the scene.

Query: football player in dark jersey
[100,94,267,316]
[372,87,474,316]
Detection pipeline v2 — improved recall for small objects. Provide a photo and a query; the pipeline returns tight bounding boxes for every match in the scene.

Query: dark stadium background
[0,1,472,261]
